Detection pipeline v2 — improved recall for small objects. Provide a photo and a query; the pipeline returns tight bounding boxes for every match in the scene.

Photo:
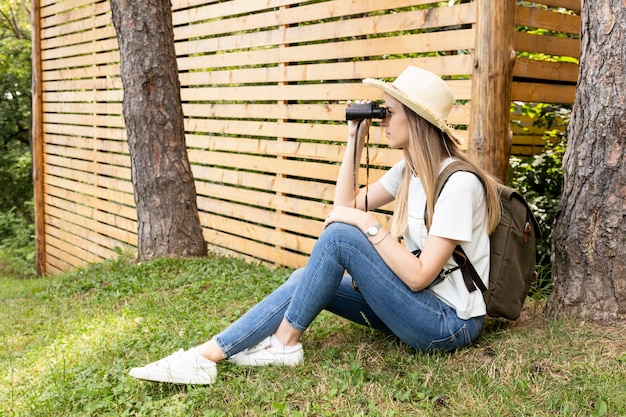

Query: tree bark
[548,0,626,320]
[110,0,207,261]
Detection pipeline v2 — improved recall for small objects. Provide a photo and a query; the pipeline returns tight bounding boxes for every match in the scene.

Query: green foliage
[0,0,31,37]
[510,139,565,261]
[0,36,31,143]
[2,256,625,416]
[0,202,35,277]
[0,1,34,276]
[0,97,33,277]
[509,103,568,294]
[0,139,32,217]
[0,0,33,168]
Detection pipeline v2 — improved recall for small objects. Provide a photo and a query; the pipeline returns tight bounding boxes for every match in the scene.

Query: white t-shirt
[378,158,490,319]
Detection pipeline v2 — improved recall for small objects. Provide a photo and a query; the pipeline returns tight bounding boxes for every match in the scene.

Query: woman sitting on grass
[129,66,502,385]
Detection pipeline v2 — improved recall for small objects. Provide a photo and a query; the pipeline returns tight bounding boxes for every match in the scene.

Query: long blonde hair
[390,105,501,238]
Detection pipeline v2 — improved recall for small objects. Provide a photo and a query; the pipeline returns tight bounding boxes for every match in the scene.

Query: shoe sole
[129,367,216,385]
[228,353,303,367]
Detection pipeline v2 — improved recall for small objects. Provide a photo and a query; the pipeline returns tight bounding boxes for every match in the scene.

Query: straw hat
[363,66,462,145]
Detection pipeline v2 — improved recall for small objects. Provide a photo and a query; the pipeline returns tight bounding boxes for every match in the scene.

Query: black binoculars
[345,102,387,120]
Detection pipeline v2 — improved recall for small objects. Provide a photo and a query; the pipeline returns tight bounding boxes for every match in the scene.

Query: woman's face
[381,94,410,149]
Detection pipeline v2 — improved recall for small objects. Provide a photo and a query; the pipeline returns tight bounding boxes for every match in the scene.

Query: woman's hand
[324,206,374,232]
[346,100,372,147]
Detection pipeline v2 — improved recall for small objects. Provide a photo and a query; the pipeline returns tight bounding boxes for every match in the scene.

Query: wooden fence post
[469,0,516,182]
[31,0,45,275]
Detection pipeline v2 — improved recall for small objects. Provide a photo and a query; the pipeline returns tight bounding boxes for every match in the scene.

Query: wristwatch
[365,224,382,237]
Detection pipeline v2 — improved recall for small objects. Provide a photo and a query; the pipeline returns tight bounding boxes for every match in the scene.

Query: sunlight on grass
[1,256,625,416]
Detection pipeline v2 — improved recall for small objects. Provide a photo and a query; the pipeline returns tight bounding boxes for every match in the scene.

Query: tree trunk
[110,0,207,261]
[548,0,626,320]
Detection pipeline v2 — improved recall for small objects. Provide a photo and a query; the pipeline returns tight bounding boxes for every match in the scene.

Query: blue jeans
[214,223,484,356]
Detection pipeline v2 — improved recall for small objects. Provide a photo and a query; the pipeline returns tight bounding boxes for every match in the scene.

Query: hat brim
[363,78,464,146]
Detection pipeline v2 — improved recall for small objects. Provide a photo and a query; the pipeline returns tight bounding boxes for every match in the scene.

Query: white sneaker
[129,348,217,384]
[227,337,303,366]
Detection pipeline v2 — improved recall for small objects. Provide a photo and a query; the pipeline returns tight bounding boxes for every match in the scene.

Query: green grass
[1,253,625,416]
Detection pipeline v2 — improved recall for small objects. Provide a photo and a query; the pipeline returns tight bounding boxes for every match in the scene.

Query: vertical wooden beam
[274,5,292,266]
[31,0,46,275]
[469,0,516,183]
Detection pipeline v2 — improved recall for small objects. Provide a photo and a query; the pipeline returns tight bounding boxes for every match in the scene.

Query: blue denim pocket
[425,323,472,353]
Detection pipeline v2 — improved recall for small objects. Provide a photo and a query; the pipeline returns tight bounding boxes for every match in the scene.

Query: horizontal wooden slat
[511,145,550,157]
[516,5,581,35]
[43,75,122,92]
[44,112,125,128]
[183,102,470,126]
[44,101,123,115]
[44,124,126,141]
[511,136,557,148]
[178,80,472,103]
[536,0,581,12]
[43,89,122,103]
[513,57,578,83]
[41,50,121,71]
[178,55,474,86]
[177,29,475,70]
[511,124,566,136]
[511,81,576,104]
[42,64,121,82]
[515,31,580,58]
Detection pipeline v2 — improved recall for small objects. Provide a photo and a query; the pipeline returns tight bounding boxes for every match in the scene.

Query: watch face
[368,225,379,236]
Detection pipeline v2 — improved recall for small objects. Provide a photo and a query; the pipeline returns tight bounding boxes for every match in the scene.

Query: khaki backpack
[432,161,541,321]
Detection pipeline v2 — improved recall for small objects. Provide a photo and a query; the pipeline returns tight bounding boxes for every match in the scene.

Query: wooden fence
[32,0,580,274]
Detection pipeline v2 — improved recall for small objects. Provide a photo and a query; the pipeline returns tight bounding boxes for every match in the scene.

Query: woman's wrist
[371,230,390,245]
[360,214,379,234]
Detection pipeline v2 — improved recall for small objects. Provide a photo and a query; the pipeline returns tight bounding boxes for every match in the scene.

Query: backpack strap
[427,161,487,294]
[451,246,487,293]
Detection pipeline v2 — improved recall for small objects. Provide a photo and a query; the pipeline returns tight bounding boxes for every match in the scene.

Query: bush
[509,138,566,293]
[0,140,35,278]
[0,140,33,217]
[0,201,36,277]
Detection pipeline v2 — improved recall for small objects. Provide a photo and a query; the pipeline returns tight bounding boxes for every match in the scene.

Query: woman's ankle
[195,339,225,363]
[273,320,303,347]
